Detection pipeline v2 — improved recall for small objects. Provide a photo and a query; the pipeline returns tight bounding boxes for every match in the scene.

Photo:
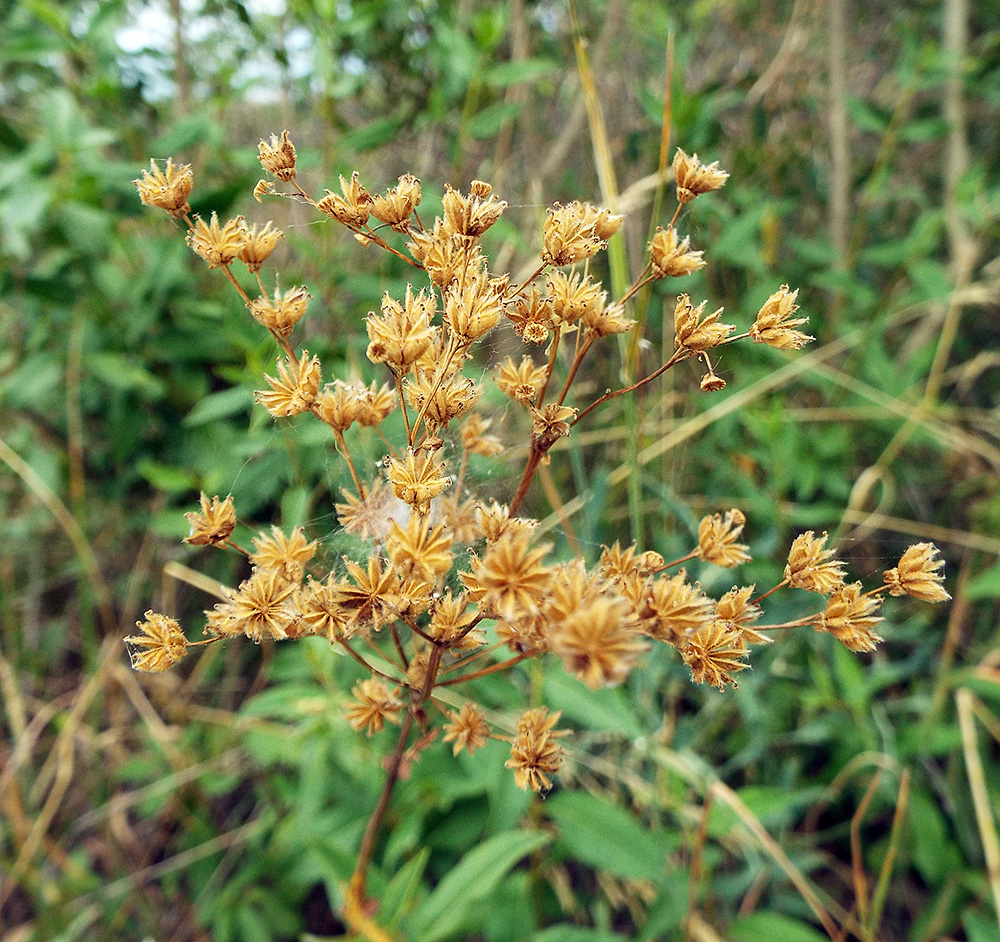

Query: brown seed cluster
[130,133,949,804]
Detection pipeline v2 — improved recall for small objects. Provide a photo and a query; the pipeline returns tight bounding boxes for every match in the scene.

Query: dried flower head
[186,213,249,268]
[444,271,507,343]
[404,370,478,433]
[442,180,507,237]
[716,586,771,645]
[386,515,453,583]
[366,287,436,374]
[370,174,422,232]
[640,571,715,645]
[698,509,751,568]
[296,577,348,641]
[133,158,193,218]
[408,220,486,290]
[495,355,547,403]
[253,179,274,202]
[582,301,636,338]
[817,582,884,652]
[474,531,552,620]
[530,403,577,450]
[184,493,236,546]
[317,172,373,227]
[255,352,322,417]
[548,270,606,327]
[312,380,365,433]
[883,543,950,602]
[673,294,734,352]
[345,677,402,735]
[249,286,309,339]
[460,413,504,457]
[238,221,284,273]
[649,227,706,278]
[211,568,298,642]
[673,148,729,203]
[542,201,622,267]
[124,611,189,672]
[550,593,645,689]
[334,555,400,632]
[784,531,846,595]
[505,707,567,794]
[257,129,297,181]
[251,524,319,584]
[335,480,405,542]
[682,621,748,690]
[505,285,553,345]
[749,286,813,350]
[427,590,481,646]
[386,449,452,514]
[443,702,491,756]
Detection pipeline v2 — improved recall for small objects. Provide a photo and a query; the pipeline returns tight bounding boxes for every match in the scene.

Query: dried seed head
[681,620,748,690]
[213,567,298,642]
[817,582,885,652]
[883,543,950,602]
[386,515,453,583]
[335,480,405,542]
[334,555,401,632]
[257,129,297,181]
[366,286,437,373]
[698,509,751,568]
[345,677,402,735]
[715,585,771,645]
[249,285,310,339]
[700,371,727,392]
[547,270,606,327]
[428,590,481,647]
[404,370,478,433]
[505,284,553,344]
[784,531,846,595]
[355,380,396,427]
[312,379,366,433]
[529,403,576,449]
[408,220,484,290]
[444,271,507,343]
[474,531,552,620]
[584,301,636,338]
[184,493,236,546]
[640,571,715,645]
[443,702,491,756]
[673,148,729,203]
[442,180,507,237]
[370,174,422,232]
[238,221,283,272]
[476,501,535,544]
[317,172,373,227]
[542,201,623,267]
[251,524,319,584]
[133,158,193,218]
[296,577,348,641]
[460,413,504,457]
[495,355,547,403]
[185,213,249,268]
[124,611,189,672]
[255,352,322,417]
[505,707,567,795]
[648,227,706,278]
[386,449,452,514]
[749,285,813,350]
[673,294,734,352]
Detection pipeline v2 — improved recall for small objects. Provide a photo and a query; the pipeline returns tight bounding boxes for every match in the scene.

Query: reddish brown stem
[508,442,548,517]
[435,651,533,687]
[572,348,685,426]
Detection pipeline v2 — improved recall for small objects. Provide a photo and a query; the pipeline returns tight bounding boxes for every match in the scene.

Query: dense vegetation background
[1,0,999,939]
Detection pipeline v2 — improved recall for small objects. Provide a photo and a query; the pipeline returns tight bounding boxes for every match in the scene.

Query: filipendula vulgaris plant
[129,132,950,937]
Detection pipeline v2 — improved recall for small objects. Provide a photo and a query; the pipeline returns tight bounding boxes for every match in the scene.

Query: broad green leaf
[184,386,252,427]
[730,912,828,942]
[409,830,551,942]
[543,672,642,738]
[381,847,430,927]
[533,929,631,942]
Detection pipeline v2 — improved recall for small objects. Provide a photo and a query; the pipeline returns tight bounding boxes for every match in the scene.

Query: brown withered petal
[548,270,606,327]
[238,221,284,272]
[124,611,189,672]
[883,543,950,602]
[345,677,402,735]
[185,493,236,546]
[749,285,814,350]
[257,129,297,181]
[443,703,491,756]
[505,707,567,794]
[698,509,751,568]
[682,620,748,690]
[817,582,884,652]
[251,524,318,584]
[249,286,310,339]
[673,148,729,203]
[784,531,846,595]
[355,380,396,427]
[673,294,734,352]
[407,220,485,290]
[255,353,322,417]
[133,158,193,218]
[649,227,706,278]
[185,213,249,268]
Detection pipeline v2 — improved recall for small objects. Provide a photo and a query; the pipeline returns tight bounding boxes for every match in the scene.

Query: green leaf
[543,672,642,738]
[381,847,430,927]
[545,790,671,882]
[409,829,551,942]
[964,562,1000,601]
[730,912,828,942]
[482,59,559,88]
[532,929,632,942]
[184,386,251,427]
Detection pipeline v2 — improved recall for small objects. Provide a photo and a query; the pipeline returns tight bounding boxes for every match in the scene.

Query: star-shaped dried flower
[345,677,402,735]
[640,571,715,646]
[474,531,552,620]
[427,590,481,647]
[495,355,547,403]
[461,413,504,457]
[255,352,322,417]
[312,380,365,433]
[443,703,491,756]
[883,543,950,602]
[673,148,729,203]
[784,531,846,595]
[542,201,623,266]
[749,286,813,350]
[550,593,645,690]
[366,287,437,374]
[333,555,400,631]
[185,213,249,268]
[335,480,405,542]
[716,585,771,645]
[442,180,507,237]
[386,515,453,583]
[529,403,576,450]
[237,221,284,273]
[504,285,553,345]
[698,509,751,568]
[582,301,636,338]
[257,129,297,181]
[673,294,734,352]
[371,174,422,232]
[548,270,606,327]
[251,524,318,584]
[124,611,189,672]
[249,286,309,339]
[403,370,478,433]
[133,158,193,218]
[444,270,507,342]
[184,493,237,546]
[386,449,452,515]
[355,380,396,427]
[681,621,748,690]
[408,220,486,290]
[296,577,348,641]
[317,171,373,227]
[505,707,567,795]
[817,582,884,652]
[649,227,706,278]
[216,567,298,642]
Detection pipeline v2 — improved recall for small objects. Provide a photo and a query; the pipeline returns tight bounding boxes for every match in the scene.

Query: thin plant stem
[436,652,533,687]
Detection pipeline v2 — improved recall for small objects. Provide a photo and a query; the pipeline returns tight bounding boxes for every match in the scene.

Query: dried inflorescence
[130,133,950,924]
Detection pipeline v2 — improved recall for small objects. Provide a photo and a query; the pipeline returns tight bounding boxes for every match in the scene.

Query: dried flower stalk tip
[124,611,189,672]
[444,703,491,756]
[318,172,373,227]
[883,543,950,602]
[682,621,748,690]
[133,158,193,218]
[542,201,622,267]
[442,180,506,237]
[185,493,236,546]
[238,221,284,272]
[371,174,422,232]
[673,148,729,203]
[673,294,734,352]
[698,509,751,567]
[258,129,297,181]
[750,286,814,349]
[345,677,402,735]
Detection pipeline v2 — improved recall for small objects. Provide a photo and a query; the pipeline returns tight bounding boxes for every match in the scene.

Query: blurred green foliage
[2,0,1000,940]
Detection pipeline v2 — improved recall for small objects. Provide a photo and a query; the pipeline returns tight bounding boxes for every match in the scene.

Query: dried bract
[186,213,248,268]
[386,449,452,514]
[649,227,706,278]
[251,524,318,584]
[257,129,297,181]
[255,352,322,417]
[184,493,236,546]
[505,707,566,794]
[238,221,284,272]
[443,703,491,756]
[750,286,813,350]
[883,543,950,602]
[817,582,884,652]
[345,677,402,735]
[133,158,193,218]
[442,180,507,237]
[673,148,729,203]
[698,509,751,568]
[673,294,734,352]
[682,621,748,690]
[785,531,846,595]
[371,174,422,232]
[125,611,189,672]
[542,201,622,266]
[249,286,309,339]
[318,172,373,227]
